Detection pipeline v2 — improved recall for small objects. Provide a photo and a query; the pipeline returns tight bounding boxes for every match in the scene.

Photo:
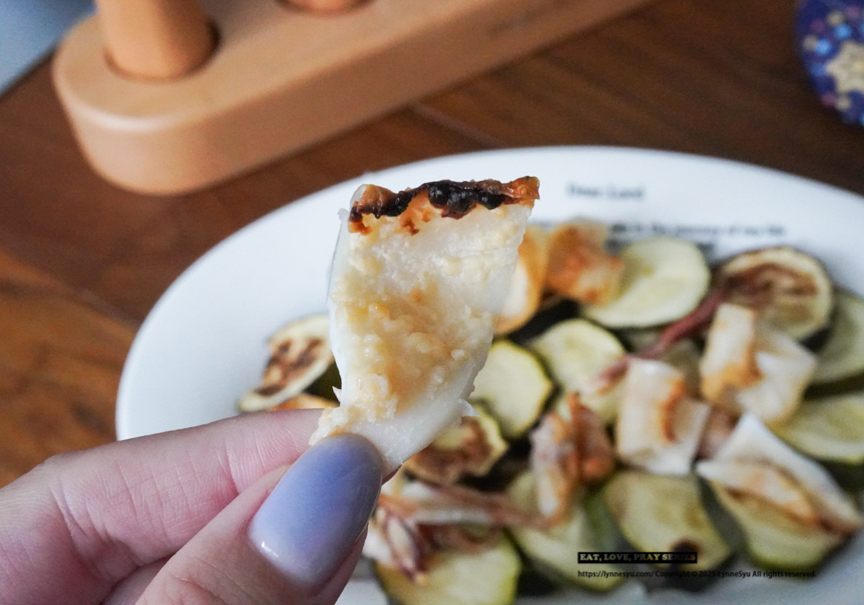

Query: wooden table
[1,0,862,488]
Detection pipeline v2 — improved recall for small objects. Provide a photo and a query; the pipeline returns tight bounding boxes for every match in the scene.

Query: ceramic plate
[116,147,864,604]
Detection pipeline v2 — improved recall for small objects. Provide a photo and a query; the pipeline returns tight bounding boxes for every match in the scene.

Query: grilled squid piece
[495,225,550,334]
[545,220,624,306]
[615,359,711,475]
[696,414,862,569]
[700,303,817,423]
[529,393,615,522]
[312,178,538,472]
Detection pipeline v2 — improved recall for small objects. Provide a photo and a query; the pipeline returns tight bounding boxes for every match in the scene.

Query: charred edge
[348,178,537,227]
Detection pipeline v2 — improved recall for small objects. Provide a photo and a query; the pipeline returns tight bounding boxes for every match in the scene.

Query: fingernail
[249,434,383,589]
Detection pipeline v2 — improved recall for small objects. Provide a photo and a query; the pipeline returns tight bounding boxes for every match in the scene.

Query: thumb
[135,434,383,605]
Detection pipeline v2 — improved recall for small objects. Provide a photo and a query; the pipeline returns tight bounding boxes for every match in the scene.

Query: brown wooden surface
[1,0,862,487]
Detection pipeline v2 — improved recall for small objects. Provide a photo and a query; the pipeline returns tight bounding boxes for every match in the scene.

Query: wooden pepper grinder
[95,0,215,79]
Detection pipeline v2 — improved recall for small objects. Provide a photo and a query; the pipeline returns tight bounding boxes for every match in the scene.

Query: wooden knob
[95,0,215,80]
[282,0,369,13]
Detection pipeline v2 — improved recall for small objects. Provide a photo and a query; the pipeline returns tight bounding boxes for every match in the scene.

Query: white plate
[117,147,864,604]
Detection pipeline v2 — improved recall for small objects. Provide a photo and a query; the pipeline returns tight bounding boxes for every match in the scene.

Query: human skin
[0,408,383,605]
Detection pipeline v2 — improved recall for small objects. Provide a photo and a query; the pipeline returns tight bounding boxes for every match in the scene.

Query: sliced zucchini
[710,483,844,571]
[471,340,553,439]
[812,289,864,385]
[717,246,834,340]
[528,319,626,423]
[602,471,732,571]
[496,226,549,335]
[773,392,864,464]
[582,237,710,328]
[698,414,863,534]
[238,314,333,412]
[507,471,624,591]
[304,361,341,402]
[545,221,625,306]
[376,534,521,605]
[404,405,509,484]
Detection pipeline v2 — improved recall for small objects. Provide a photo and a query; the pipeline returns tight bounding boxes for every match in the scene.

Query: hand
[0,409,383,605]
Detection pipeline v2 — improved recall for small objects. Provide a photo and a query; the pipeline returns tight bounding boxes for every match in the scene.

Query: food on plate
[311,178,538,473]
[544,221,624,307]
[581,236,710,328]
[242,210,864,602]
[715,246,834,340]
[603,471,732,571]
[496,226,550,335]
[237,314,333,412]
[699,302,817,423]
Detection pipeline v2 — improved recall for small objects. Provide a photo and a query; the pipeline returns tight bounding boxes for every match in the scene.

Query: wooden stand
[53,0,655,195]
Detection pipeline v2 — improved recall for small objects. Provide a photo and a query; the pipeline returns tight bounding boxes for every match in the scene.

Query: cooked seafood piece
[716,246,834,340]
[699,303,817,423]
[529,394,615,521]
[545,220,624,306]
[582,236,710,328]
[698,416,860,570]
[812,289,864,385]
[696,414,863,535]
[603,471,731,571]
[496,225,549,334]
[312,178,537,472]
[238,314,333,412]
[615,359,711,475]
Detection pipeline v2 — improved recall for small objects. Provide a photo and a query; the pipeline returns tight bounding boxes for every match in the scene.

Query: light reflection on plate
[116,147,864,605]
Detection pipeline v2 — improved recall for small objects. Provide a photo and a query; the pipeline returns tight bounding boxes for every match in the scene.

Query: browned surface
[1,0,862,486]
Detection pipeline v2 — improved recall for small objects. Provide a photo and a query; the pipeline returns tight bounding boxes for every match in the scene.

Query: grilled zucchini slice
[773,392,864,464]
[528,319,625,423]
[710,484,843,571]
[582,237,710,328]
[812,289,864,386]
[238,314,333,412]
[717,246,833,340]
[471,340,553,439]
[376,534,521,605]
[603,471,731,571]
[508,471,624,591]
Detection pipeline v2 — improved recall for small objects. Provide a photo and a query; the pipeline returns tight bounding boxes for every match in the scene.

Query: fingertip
[248,434,383,590]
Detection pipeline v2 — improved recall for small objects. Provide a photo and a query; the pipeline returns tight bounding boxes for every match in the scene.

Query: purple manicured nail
[249,434,383,589]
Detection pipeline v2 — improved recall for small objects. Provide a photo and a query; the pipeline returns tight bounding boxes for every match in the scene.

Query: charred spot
[347,177,538,232]
[426,180,508,218]
[256,338,324,394]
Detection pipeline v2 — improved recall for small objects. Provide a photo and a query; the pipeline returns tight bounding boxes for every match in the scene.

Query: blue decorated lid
[797,0,864,125]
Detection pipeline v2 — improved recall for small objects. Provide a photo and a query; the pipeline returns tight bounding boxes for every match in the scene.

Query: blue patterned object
[797,0,864,125]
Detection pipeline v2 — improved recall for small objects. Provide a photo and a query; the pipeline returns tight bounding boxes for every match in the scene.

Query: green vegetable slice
[507,471,623,591]
[528,319,625,423]
[376,534,521,605]
[717,246,834,340]
[710,483,843,571]
[603,471,731,571]
[773,392,864,464]
[812,289,864,385]
[582,237,710,328]
[238,314,333,412]
[471,340,553,439]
